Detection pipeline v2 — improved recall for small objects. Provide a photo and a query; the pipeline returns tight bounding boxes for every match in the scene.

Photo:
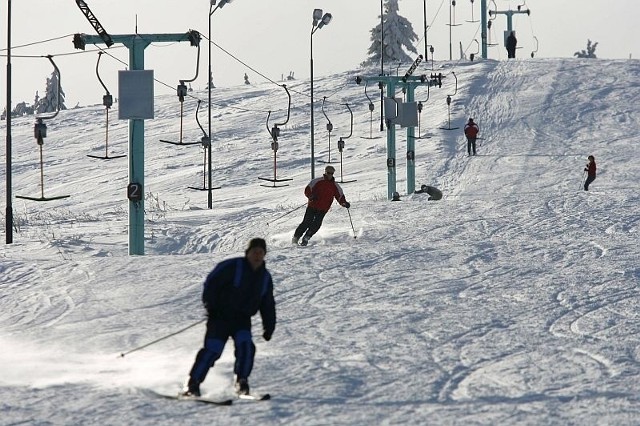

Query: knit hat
[245,238,267,255]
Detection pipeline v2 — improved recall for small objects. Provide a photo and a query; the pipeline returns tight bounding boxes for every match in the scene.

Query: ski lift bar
[88,52,125,160]
[440,71,459,131]
[259,84,293,188]
[161,31,202,146]
[188,100,222,191]
[319,97,334,163]
[336,103,357,184]
[17,56,70,202]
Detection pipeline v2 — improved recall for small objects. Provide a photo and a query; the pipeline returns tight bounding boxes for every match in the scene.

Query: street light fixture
[206,0,233,209]
[309,8,332,180]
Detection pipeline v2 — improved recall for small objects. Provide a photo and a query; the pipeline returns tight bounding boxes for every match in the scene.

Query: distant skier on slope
[464,118,480,156]
[583,155,597,191]
[506,31,517,59]
[180,238,276,398]
[292,165,351,246]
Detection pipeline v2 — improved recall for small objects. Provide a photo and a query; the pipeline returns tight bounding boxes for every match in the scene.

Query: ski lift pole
[481,0,490,59]
[73,30,200,255]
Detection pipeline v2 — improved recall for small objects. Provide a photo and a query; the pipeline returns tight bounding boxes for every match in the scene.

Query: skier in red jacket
[463,118,480,156]
[292,165,350,246]
[583,155,597,191]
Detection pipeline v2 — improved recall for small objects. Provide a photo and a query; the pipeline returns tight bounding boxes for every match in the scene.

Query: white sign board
[118,70,154,120]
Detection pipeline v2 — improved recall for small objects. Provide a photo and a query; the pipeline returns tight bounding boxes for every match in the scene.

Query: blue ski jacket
[202,257,276,335]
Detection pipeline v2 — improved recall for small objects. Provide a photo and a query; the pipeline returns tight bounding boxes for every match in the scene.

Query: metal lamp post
[380,0,384,132]
[207,0,232,208]
[310,8,332,180]
[5,0,13,243]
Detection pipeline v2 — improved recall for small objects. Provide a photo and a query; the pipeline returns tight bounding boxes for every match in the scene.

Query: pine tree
[574,40,598,59]
[35,71,67,114]
[362,0,419,67]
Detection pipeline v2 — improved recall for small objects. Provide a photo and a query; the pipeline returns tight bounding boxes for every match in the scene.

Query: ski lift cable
[1,32,286,118]
[0,33,75,53]
[413,0,448,53]
[208,34,352,108]
[427,23,481,81]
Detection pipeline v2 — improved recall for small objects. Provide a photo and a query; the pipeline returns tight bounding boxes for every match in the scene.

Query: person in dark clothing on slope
[415,184,443,201]
[292,165,351,246]
[506,31,517,59]
[584,155,597,191]
[463,118,480,156]
[181,238,276,397]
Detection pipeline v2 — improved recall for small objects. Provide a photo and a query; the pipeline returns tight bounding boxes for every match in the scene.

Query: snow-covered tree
[574,40,598,59]
[35,71,66,114]
[362,0,419,67]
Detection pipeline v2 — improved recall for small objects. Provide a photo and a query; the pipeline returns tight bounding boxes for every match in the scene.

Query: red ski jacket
[585,161,596,177]
[304,175,348,212]
[464,122,479,138]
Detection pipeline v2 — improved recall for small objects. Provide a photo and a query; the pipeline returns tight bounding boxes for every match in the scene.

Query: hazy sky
[1,0,638,107]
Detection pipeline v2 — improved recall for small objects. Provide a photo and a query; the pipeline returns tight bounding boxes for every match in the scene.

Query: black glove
[263,331,272,341]
[343,201,351,209]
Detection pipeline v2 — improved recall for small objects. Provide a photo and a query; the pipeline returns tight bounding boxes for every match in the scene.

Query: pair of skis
[156,391,270,406]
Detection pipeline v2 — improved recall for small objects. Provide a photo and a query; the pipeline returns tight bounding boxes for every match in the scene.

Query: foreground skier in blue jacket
[181,238,276,397]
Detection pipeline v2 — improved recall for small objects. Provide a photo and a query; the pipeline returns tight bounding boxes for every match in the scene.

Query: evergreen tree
[362,0,419,67]
[574,40,598,59]
[35,70,67,114]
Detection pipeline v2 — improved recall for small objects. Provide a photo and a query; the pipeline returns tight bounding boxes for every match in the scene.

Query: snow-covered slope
[1,58,639,425]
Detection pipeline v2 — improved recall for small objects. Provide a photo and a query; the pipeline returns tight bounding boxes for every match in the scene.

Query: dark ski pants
[584,175,596,191]
[507,49,516,59]
[466,137,477,156]
[294,206,327,240]
[189,319,255,385]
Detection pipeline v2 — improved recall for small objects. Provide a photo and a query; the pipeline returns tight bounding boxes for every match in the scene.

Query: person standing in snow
[181,238,276,397]
[506,31,517,59]
[463,118,480,156]
[292,165,351,246]
[583,155,597,191]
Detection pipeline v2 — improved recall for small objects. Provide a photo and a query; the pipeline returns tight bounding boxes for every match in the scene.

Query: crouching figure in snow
[415,184,443,201]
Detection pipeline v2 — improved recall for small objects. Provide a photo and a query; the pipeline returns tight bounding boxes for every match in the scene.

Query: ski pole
[118,318,206,358]
[580,170,586,190]
[267,203,306,226]
[346,208,357,239]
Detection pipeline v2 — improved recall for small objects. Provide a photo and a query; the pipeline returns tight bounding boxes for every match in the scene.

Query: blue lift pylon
[74,31,201,255]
